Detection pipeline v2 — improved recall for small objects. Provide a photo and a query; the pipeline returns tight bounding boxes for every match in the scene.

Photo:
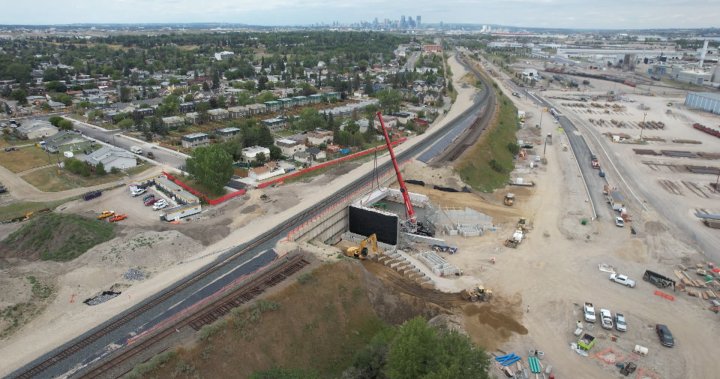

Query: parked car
[656,324,674,347]
[615,313,627,332]
[600,309,613,330]
[82,190,102,201]
[615,217,625,227]
[4,146,18,152]
[142,194,155,202]
[153,199,168,211]
[610,273,636,288]
[583,302,596,323]
[144,197,158,206]
[130,186,146,197]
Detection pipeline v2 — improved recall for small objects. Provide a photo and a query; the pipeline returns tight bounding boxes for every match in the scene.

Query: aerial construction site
[1,30,720,379]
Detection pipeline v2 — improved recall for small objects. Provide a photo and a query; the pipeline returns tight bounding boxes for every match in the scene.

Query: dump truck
[504,229,524,248]
[461,284,493,302]
[346,234,379,260]
[504,193,515,206]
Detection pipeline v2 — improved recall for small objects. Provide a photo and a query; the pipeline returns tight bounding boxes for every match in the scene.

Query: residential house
[265,101,281,112]
[207,108,229,121]
[306,130,333,146]
[261,117,287,132]
[216,127,241,141]
[248,103,267,116]
[306,147,327,161]
[248,164,285,181]
[293,151,312,165]
[185,112,200,124]
[228,106,247,119]
[16,120,58,140]
[179,102,196,113]
[214,51,235,61]
[133,107,155,118]
[241,146,271,163]
[162,116,185,128]
[308,94,323,104]
[79,146,136,171]
[44,131,93,153]
[181,133,210,149]
[275,138,306,157]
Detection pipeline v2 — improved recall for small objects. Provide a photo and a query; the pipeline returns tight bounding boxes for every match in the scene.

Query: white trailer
[161,202,201,221]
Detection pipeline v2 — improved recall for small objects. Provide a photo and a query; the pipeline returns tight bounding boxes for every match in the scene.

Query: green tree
[117,118,134,130]
[254,152,267,166]
[297,108,324,131]
[376,89,402,113]
[57,119,74,130]
[10,89,28,105]
[269,145,282,160]
[257,125,274,147]
[384,317,490,379]
[186,145,234,195]
[96,162,107,176]
[255,91,277,104]
[48,116,63,127]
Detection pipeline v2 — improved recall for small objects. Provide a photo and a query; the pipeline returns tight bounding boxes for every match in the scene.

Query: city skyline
[0,0,719,29]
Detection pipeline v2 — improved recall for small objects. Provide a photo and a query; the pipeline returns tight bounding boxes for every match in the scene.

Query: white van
[130,146,143,154]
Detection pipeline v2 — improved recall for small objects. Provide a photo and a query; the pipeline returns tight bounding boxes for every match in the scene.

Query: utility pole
[639,112,647,140]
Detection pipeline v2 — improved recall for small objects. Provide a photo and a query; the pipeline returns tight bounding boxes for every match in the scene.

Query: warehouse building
[685,92,720,115]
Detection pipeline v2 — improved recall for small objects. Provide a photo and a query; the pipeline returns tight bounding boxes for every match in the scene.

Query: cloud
[0,0,717,28]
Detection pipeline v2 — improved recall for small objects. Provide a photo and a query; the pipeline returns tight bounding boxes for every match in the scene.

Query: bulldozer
[345,234,379,260]
[503,193,515,206]
[462,284,493,302]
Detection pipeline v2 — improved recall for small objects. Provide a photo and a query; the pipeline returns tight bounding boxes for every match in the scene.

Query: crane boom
[376,111,416,225]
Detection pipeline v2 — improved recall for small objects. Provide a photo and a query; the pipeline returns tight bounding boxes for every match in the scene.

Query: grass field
[455,91,519,192]
[1,213,116,261]
[133,263,387,379]
[0,146,53,173]
[21,163,150,192]
[0,199,70,222]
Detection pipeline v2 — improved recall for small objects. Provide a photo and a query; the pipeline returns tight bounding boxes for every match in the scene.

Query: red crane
[376,111,417,226]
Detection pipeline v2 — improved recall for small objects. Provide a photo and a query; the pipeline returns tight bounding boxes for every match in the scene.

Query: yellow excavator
[345,234,379,260]
[461,284,493,302]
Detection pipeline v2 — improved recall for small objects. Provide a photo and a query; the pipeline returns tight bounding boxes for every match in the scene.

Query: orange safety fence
[256,138,407,189]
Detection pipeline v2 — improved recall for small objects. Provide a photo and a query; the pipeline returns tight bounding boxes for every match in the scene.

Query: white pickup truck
[600,309,614,329]
[583,302,596,323]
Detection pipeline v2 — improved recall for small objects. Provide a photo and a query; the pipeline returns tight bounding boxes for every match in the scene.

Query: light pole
[639,112,647,140]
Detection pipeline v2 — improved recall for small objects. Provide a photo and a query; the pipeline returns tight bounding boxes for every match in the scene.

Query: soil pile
[0,213,115,261]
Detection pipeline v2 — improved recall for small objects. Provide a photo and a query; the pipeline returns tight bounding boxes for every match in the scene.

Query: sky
[0,0,718,29]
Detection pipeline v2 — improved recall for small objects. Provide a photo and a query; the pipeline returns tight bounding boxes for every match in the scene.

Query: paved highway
[11,54,494,378]
[64,117,189,169]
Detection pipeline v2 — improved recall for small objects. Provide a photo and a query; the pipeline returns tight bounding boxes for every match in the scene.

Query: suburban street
[63,117,189,170]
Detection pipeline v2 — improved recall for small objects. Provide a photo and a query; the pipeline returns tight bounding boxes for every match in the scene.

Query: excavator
[345,234,379,260]
[461,284,493,302]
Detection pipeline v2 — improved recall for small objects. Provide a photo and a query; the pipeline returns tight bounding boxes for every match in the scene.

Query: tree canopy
[186,145,234,196]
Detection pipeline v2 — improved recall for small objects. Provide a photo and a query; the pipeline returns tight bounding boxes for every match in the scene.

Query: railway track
[80,255,310,379]
[431,55,497,165]
[10,51,491,379]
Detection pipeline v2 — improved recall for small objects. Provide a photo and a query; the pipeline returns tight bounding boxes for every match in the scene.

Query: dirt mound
[0,213,115,262]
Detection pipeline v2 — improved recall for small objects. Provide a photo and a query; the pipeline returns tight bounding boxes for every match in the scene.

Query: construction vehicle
[504,229,524,248]
[503,193,515,206]
[517,217,532,232]
[461,284,493,302]
[376,112,433,237]
[346,234,379,259]
[97,210,115,220]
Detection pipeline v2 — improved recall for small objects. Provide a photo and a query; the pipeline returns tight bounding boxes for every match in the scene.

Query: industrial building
[685,92,720,115]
